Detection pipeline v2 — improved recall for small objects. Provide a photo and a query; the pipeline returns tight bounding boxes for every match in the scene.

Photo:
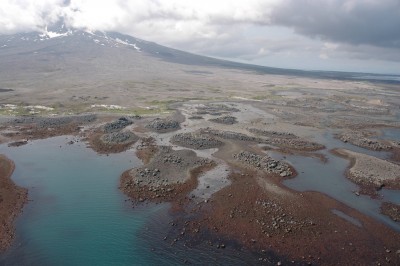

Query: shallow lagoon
[1,128,399,264]
[0,136,257,265]
[269,131,400,232]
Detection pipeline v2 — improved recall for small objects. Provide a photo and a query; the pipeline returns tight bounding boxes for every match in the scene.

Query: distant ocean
[353,74,400,82]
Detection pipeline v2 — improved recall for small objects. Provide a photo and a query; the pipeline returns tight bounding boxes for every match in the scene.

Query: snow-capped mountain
[3,21,275,108]
[0,21,397,103]
[0,20,308,78]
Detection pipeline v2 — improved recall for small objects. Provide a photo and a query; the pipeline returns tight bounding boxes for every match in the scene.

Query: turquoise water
[0,136,163,265]
[0,136,259,265]
[3,131,399,265]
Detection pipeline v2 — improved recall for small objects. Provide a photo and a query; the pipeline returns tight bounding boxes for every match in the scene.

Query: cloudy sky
[1,0,399,74]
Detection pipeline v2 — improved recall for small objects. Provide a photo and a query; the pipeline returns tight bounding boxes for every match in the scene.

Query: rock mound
[171,132,223,149]
[248,128,297,139]
[233,151,293,177]
[146,118,180,133]
[103,117,133,133]
[209,116,237,125]
[101,131,138,144]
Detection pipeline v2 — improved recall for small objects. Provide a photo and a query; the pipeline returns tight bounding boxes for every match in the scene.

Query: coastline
[197,168,400,265]
[332,148,400,195]
[0,155,28,251]
[118,133,400,264]
[1,100,400,263]
[120,151,400,264]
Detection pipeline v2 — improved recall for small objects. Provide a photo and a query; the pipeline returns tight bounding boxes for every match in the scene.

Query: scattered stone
[334,149,400,190]
[188,116,204,120]
[337,131,392,151]
[146,118,180,133]
[233,151,293,176]
[103,117,133,133]
[170,132,223,150]
[195,103,240,115]
[200,128,261,142]
[7,140,28,147]
[381,202,400,222]
[209,116,237,125]
[100,131,138,144]
[127,145,213,187]
[248,128,298,139]
[8,114,97,128]
[263,138,325,151]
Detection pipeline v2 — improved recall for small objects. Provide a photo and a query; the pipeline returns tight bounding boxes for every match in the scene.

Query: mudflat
[1,73,400,264]
[0,155,27,251]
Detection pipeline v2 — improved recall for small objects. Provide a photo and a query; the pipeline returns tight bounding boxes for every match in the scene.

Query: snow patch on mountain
[39,26,71,40]
[115,38,141,51]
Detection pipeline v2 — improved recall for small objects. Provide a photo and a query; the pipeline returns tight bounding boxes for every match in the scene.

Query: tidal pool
[268,131,400,232]
[380,127,400,141]
[0,136,257,265]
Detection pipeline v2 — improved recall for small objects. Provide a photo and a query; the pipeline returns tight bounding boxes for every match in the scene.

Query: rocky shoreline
[333,148,400,193]
[120,140,215,204]
[193,169,400,265]
[0,155,28,251]
[0,114,98,145]
[337,131,392,151]
[381,202,400,223]
[1,99,400,264]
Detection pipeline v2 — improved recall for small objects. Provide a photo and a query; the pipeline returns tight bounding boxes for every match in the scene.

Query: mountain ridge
[1,23,399,84]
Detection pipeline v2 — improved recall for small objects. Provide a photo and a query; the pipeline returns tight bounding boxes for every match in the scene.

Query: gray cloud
[270,0,400,48]
[0,0,399,73]
[1,0,399,49]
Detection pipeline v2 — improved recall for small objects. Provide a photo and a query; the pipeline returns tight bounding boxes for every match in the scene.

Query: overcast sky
[1,0,399,74]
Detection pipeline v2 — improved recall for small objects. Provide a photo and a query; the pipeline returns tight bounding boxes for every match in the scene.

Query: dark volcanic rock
[337,131,392,151]
[7,140,28,147]
[101,131,138,144]
[233,151,292,177]
[8,114,97,128]
[128,145,213,187]
[200,128,261,142]
[264,138,325,151]
[188,116,204,120]
[248,128,298,139]
[209,116,237,125]
[146,118,180,133]
[196,103,240,115]
[103,117,133,133]
[381,202,400,222]
[171,132,223,149]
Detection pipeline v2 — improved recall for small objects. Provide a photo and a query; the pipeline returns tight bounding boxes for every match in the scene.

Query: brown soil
[391,147,400,162]
[120,163,215,212]
[192,168,400,265]
[381,202,400,223]
[135,137,159,164]
[0,155,28,251]
[121,136,400,265]
[120,136,216,207]
[87,132,137,154]
[1,123,82,142]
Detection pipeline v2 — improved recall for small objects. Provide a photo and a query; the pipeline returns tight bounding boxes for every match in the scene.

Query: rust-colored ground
[0,155,27,251]
[191,168,400,265]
